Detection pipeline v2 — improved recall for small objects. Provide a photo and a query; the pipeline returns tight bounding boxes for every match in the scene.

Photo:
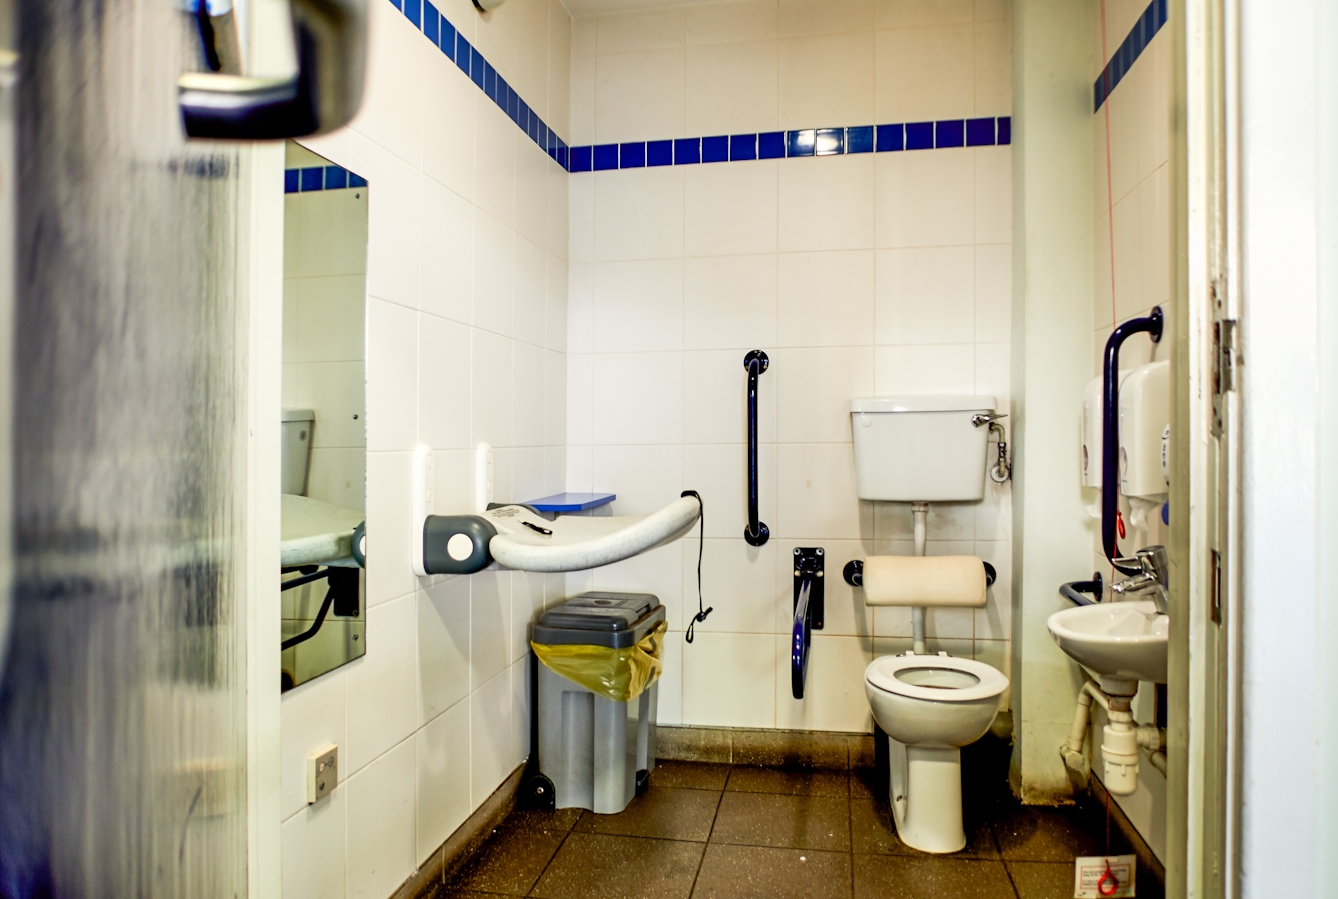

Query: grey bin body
[535,592,665,814]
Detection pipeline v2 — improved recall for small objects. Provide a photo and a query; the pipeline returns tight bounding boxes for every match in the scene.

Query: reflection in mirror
[280,141,369,692]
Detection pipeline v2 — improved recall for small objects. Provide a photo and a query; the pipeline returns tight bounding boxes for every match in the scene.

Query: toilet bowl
[864,651,1008,854]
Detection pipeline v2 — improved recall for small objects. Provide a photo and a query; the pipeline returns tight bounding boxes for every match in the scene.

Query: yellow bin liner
[532,620,668,703]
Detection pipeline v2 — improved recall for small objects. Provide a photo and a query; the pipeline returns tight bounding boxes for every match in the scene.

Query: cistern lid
[850,396,996,414]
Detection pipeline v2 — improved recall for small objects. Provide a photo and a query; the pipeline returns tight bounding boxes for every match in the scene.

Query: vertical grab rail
[1101,307,1163,573]
[743,351,770,546]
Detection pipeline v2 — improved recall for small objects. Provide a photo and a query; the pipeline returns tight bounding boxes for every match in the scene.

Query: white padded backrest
[862,555,987,607]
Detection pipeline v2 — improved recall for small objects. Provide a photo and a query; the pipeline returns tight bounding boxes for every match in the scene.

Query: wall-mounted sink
[1047,600,1169,694]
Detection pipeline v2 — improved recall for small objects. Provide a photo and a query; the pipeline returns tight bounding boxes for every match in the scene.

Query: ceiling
[560,0,748,18]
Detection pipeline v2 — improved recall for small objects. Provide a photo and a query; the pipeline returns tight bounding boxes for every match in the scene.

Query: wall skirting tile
[657,724,875,770]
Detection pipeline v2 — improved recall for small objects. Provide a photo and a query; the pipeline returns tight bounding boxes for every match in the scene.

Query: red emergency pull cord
[1116,509,1127,540]
[1098,862,1119,896]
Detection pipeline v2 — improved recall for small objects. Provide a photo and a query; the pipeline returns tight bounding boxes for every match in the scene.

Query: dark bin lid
[534,592,664,649]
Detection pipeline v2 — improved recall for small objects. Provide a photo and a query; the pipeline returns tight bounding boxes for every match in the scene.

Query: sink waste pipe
[1060,680,1165,795]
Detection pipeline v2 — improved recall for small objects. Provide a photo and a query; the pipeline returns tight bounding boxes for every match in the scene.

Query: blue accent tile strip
[390,0,1009,174]
[1094,0,1168,111]
[284,164,366,193]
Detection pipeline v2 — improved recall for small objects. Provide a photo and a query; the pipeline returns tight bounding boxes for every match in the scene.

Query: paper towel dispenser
[1081,360,1169,499]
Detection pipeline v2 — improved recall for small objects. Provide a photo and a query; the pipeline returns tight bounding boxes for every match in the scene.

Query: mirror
[279,140,369,691]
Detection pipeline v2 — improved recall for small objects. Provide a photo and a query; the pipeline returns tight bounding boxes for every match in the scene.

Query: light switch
[306,744,338,804]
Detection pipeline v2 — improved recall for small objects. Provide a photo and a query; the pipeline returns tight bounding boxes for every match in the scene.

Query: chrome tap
[1109,545,1169,615]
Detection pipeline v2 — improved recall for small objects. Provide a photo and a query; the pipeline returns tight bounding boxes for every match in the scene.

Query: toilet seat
[865,652,1008,704]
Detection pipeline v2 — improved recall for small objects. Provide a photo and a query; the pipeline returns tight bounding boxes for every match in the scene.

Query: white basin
[1047,600,1169,691]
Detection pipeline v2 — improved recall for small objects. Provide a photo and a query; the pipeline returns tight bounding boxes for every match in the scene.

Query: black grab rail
[1102,307,1163,574]
[744,350,770,546]
[791,548,824,699]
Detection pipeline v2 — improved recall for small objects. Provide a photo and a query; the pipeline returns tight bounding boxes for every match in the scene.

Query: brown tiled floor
[435,739,1163,899]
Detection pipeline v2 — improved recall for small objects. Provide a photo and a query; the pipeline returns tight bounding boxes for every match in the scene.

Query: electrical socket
[306,744,338,804]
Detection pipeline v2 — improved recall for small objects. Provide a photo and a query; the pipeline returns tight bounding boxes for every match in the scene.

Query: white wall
[567,0,1014,734]
[277,1,572,897]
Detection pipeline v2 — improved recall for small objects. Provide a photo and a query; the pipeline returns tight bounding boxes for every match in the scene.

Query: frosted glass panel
[0,2,247,897]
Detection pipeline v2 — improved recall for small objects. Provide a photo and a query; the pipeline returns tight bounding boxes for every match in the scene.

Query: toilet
[850,395,1011,854]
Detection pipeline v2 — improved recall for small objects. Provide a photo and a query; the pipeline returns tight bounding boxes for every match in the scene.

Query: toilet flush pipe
[911,503,928,654]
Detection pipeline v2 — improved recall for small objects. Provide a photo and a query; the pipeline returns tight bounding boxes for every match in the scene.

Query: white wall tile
[592,352,683,444]
[470,569,511,689]
[282,790,345,899]
[874,343,976,394]
[975,146,1013,244]
[682,348,778,444]
[974,341,1010,405]
[592,444,684,514]
[594,168,686,262]
[418,578,471,724]
[774,346,873,444]
[595,50,687,143]
[474,102,518,229]
[778,155,876,252]
[418,312,472,450]
[681,538,777,634]
[472,211,515,338]
[545,349,568,447]
[687,0,779,44]
[416,698,471,865]
[280,671,347,821]
[513,237,550,348]
[657,631,684,725]
[346,738,417,899]
[515,144,551,252]
[345,594,419,773]
[596,7,687,54]
[513,341,548,447]
[420,54,478,204]
[354,136,423,310]
[546,256,570,353]
[685,161,779,257]
[368,298,419,453]
[775,443,871,539]
[471,328,514,448]
[778,32,875,127]
[974,19,1012,115]
[874,24,975,122]
[875,246,976,345]
[419,179,474,325]
[470,667,514,807]
[592,260,684,352]
[686,41,781,135]
[353,1,425,166]
[775,634,874,732]
[974,244,1012,343]
[777,250,875,346]
[681,633,776,727]
[874,0,973,29]
[874,149,975,248]
[683,256,778,351]
[511,568,546,661]
[779,0,875,38]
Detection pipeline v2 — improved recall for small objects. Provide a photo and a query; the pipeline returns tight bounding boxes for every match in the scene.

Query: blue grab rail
[792,577,812,699]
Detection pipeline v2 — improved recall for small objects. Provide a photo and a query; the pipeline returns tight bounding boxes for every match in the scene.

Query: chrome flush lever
[179,0,368,140]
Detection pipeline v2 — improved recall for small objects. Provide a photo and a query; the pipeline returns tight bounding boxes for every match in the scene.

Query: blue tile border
[391,0,1011,174]
[396,0,569,171]
[1094,0,1168,111]
[285,164,368,193]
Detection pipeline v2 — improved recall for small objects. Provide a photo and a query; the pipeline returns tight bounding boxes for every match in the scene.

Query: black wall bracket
[793,548,824,630]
